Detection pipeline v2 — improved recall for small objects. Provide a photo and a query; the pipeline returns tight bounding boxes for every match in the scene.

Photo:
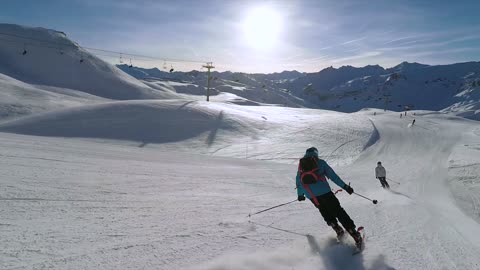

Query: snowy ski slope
[1,102,480,270]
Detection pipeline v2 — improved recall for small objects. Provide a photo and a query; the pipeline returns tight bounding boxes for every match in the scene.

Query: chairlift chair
[22,43,27,55]
[57,44,64,55]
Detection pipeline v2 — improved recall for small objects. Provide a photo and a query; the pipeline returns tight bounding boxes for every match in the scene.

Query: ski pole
[387,178,400,185]
[247,199,297,218]
[353,192,378,204]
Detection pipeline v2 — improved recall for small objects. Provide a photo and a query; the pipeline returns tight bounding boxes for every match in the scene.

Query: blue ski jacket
[296,152,347,201]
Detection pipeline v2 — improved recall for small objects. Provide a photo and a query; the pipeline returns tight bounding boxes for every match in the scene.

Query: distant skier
[373,112,376,116]
[400,114,402,118]
[375,161,390,189]
[296,147,362,247]
[412,119,416,125]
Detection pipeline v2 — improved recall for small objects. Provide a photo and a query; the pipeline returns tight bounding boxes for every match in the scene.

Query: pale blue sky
[2,0,480,72]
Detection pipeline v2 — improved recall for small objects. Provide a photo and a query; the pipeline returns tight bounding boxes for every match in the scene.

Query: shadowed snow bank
[0,100,247,144]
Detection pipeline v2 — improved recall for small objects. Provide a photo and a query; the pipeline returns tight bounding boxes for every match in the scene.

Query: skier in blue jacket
[296,147,362,246]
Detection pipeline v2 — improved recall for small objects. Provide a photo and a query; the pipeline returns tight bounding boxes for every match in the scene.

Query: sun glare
[242,6,284,50]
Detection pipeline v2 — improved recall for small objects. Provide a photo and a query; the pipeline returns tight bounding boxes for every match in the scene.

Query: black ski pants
[311,192,356,231]
[378,177,390,188]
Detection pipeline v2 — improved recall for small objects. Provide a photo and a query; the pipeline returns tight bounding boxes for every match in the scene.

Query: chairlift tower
[203,62,215,101]
[383,93,391,112]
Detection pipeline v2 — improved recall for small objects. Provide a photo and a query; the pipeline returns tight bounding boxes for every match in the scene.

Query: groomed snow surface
[1,103,480,270]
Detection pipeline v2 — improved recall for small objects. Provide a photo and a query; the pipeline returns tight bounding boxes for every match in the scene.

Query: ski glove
[298,195,306,201]
[343,184,354,195]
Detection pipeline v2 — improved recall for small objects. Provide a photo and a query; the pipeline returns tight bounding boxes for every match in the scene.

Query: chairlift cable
[0,31,209,64]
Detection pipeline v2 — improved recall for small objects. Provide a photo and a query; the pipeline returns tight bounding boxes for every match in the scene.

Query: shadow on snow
[306,234,396,270]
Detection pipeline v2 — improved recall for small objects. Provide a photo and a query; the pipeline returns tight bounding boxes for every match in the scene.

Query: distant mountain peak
[389,61,429,72]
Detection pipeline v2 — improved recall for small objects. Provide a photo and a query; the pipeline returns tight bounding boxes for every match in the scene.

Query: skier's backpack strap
[302,183,320,206]
[299,157,326,184]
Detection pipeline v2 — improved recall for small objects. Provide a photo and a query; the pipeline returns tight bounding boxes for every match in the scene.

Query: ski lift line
[0,38,102,61]
[91,53,188,67]
[82,46,207,64]
[92,53,188,67]
[0,31,210,64]
[0,31,78,47]
[1,40,68,58]
[0,36,86,57]
[0,36,65,51]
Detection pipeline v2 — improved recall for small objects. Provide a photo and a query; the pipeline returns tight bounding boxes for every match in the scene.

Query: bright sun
[242,6,284,50]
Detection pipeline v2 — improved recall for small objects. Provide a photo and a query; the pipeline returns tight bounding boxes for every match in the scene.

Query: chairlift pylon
[119,53,124,64]
[129,58,133,68]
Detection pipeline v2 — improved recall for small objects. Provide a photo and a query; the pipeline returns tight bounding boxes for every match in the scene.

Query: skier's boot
[347,228,363,249]
[330,222,345,240]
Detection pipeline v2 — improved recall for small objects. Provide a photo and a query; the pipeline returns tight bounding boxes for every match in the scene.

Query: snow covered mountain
[120,61,480,120]
[0,24,178,101]
[320,61,480,119]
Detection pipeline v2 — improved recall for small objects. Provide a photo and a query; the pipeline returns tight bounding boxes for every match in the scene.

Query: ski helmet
[377,161,382,165]
[306,147,319,157]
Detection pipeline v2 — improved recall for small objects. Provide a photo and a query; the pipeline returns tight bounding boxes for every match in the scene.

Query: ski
[352,226,365,255]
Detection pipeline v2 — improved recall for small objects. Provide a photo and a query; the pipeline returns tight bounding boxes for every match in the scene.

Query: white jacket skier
[375,163,386,178]
[375,162,389,189]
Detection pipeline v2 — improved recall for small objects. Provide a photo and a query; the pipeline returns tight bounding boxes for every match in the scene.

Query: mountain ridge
[118,61,480,120]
